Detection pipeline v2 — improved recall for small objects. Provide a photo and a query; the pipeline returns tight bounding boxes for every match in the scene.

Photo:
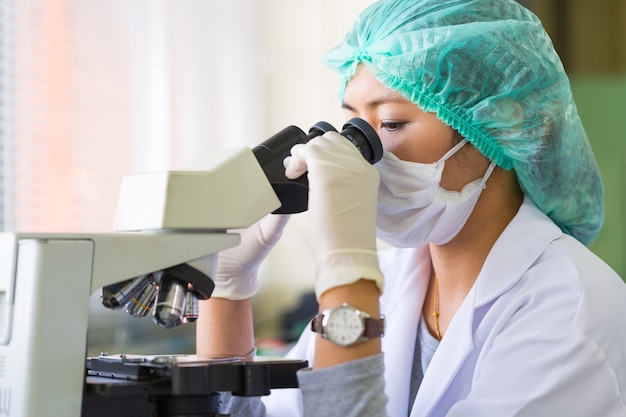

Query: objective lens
[125,274,158,317]
[101,274,151,309]
[152,275,187,329]
[182,290,199,324]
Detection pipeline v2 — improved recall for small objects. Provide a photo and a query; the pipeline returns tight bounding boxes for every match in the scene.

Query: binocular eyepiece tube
[253,117,383,214]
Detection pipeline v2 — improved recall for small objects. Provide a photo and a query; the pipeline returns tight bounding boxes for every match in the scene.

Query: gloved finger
[317,131,366,162]
[284,143,309,179]
[203,214,290,301]
[257,214,290,246]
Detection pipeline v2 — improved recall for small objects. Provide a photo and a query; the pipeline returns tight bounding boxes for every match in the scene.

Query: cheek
[440,149,491,191]
[380,128,454,164]
[379,134,406,156]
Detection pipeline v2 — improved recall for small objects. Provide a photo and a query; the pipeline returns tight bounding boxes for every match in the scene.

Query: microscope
[0,119,382,417]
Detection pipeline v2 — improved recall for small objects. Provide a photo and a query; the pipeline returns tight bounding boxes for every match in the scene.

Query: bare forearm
[196,297,255,358]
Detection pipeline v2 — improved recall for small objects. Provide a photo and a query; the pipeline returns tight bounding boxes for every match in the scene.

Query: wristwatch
[311,303,385,347]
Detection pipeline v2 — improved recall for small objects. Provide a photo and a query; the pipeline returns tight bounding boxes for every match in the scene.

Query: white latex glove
[284,131,383,300]
[191,214,289,300]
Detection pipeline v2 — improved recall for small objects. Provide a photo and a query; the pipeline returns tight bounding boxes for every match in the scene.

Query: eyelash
[381,121,406,131]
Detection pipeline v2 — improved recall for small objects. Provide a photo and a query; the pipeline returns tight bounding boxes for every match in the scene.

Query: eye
[381,120,407,132]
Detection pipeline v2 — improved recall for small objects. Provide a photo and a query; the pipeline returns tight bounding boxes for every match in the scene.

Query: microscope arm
[114,147,281,232]
[88,232,239,293]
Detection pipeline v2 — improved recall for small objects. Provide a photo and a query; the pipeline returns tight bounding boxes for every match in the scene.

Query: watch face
[324,306,365,346]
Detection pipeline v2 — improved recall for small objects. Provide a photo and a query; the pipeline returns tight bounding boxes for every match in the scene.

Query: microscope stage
[83,353,308,416]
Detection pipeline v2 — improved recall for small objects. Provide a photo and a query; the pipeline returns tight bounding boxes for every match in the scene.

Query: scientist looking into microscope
[196,0,626,416]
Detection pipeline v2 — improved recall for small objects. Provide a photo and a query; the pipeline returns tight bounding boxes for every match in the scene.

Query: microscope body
[0,232,239,417]
[0,146,280,417]
[0,119,382,416]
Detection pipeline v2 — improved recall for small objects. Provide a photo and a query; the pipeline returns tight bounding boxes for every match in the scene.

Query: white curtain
[3,0,264,232]
[1,0,374,234]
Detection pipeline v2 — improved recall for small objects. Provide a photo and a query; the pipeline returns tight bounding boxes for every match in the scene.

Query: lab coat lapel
[409,198,561,417]
[410,285,476,417]
[381,246,430,417]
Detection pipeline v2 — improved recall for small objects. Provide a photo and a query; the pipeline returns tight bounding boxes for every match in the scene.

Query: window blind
[2,0,261,233]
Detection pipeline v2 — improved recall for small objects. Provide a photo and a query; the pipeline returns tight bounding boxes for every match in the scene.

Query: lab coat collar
[411,197,562,417]
[473,195,562,307]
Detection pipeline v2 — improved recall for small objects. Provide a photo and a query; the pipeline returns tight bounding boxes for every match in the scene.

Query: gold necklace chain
[432,275,442,341]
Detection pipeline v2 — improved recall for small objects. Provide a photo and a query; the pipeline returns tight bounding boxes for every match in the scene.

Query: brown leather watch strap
[364,316,385,338]
[310,312,385,338]
[311,314,324,334]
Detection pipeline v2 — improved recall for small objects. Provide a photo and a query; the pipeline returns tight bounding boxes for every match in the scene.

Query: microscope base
[82,354,307,417]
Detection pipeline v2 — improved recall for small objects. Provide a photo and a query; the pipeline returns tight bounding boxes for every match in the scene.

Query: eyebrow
[342,93,408,112]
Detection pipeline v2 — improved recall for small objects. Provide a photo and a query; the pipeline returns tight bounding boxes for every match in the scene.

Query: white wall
[252,0,377,339]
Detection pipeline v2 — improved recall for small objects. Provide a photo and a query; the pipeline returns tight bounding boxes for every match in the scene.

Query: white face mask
[376,140,496,247]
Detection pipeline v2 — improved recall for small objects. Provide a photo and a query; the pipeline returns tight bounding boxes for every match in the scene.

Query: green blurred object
[572,76,626,280]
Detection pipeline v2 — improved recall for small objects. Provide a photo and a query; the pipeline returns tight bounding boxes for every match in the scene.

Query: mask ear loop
[436,139,497,187]
[479,161,497,189]
[436,139,469,166]
[435,160,497,244]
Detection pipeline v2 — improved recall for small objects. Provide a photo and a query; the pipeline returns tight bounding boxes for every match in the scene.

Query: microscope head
[104,118,382,329]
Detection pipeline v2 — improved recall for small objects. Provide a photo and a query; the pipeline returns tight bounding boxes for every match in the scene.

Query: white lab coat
[263,197,626,416]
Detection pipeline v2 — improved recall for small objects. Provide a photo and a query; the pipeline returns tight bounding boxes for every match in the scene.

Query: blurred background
[0,0,624,356]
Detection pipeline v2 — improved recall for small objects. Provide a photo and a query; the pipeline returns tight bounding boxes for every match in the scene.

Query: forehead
[343,66,412,110]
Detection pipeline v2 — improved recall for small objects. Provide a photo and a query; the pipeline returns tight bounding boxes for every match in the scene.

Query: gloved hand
[189,214,290,300]
[284,131,384,300]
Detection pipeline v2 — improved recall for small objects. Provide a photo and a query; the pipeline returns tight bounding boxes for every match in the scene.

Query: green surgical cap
[324,0,604,246]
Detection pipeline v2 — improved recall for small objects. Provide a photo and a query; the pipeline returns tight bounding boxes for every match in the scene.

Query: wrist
[211,272,258,300]
[314,280,382,369]
[314,248,383,301]
[196,297,255,358]
[318,279,381,312]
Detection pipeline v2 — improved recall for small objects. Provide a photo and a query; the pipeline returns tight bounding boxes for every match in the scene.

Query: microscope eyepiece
[309,118,382,164]
[307,120,336,137]
[341,118,384,164]
[253,117,382,214]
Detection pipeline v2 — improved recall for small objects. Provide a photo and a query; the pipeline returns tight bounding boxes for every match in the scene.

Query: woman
[197,0,626,416]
